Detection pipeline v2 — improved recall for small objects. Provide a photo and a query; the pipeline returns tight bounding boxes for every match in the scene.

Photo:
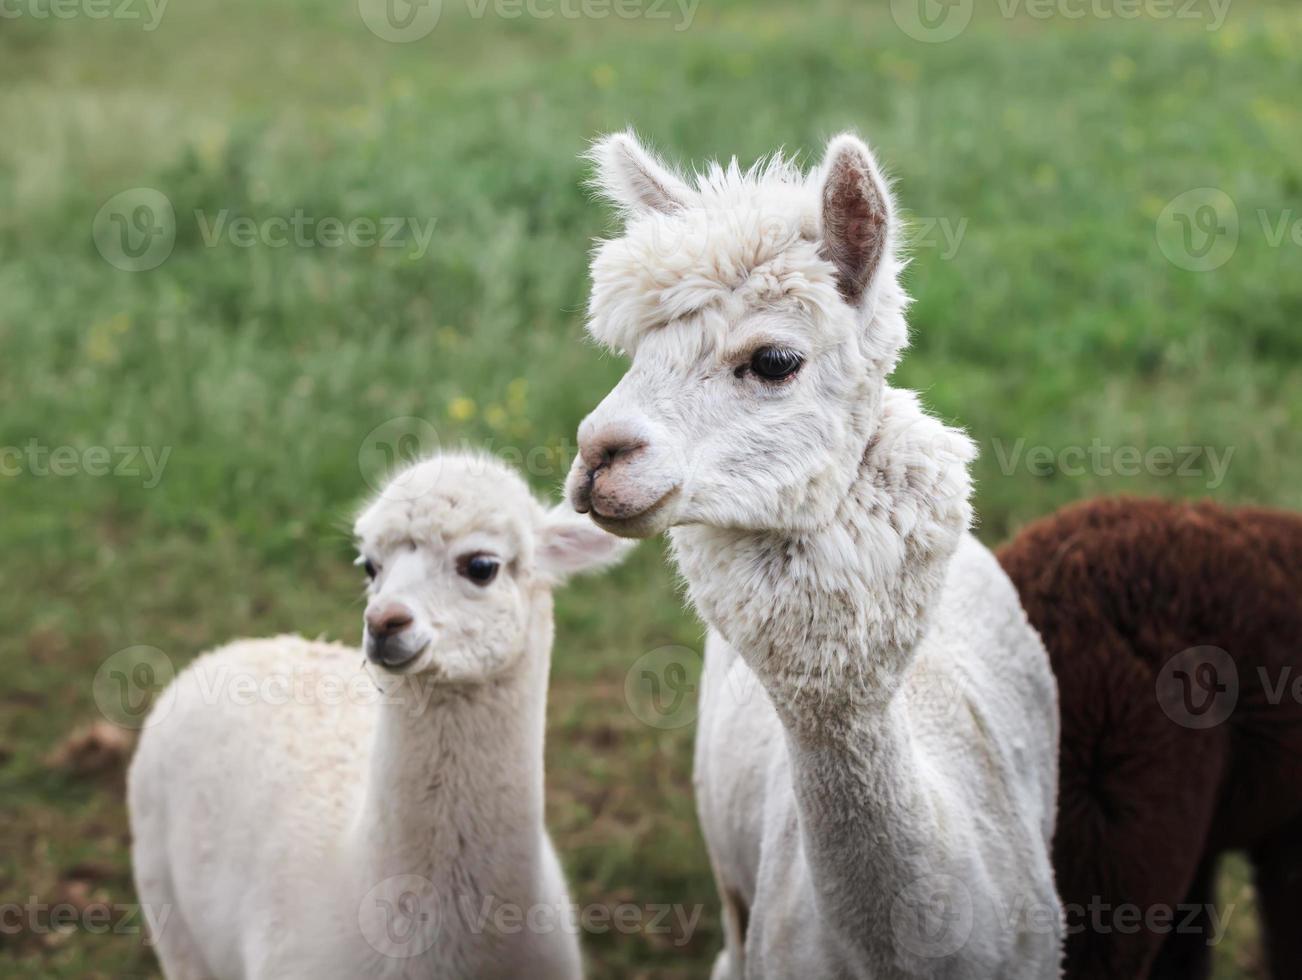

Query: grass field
[1,0,1300,975]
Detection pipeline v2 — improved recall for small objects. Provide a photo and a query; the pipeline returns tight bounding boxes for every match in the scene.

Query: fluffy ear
[537,505,635,584]
[587,131,694,216]
[818,133,895,305]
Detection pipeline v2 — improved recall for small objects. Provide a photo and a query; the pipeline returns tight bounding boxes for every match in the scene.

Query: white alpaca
[129,453,630,980]
[566,132,1063,978]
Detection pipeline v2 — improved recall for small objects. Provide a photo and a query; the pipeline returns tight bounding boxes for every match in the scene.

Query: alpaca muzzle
[566,439,680,538]
[570,422,650,515]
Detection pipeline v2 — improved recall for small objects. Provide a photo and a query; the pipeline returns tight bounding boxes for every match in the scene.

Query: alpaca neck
[671,385,975,967]
[351,596,553,936]
[671,385,973,715]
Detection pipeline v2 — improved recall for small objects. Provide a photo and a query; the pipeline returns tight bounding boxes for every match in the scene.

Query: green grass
[1,1,1299,976]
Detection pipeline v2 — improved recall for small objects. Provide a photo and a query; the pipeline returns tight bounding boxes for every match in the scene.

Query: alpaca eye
[457,553,500,586]
[749,347,804,382]
[359,558,378,580]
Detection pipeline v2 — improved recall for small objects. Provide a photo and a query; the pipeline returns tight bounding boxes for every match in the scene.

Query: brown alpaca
[997,497,1302,980]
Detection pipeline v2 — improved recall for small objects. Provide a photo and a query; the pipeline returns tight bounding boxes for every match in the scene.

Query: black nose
[572,467,596,514]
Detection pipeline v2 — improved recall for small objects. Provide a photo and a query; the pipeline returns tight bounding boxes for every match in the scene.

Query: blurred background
[1,0,1299,976]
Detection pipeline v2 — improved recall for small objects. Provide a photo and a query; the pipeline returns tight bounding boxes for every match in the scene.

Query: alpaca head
[566,131,911,538]
[354,453,630,682]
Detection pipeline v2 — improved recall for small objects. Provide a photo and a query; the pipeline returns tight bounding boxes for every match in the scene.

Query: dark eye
[457,553,500,586]
[748,347,804,382]
[358,557,378,580]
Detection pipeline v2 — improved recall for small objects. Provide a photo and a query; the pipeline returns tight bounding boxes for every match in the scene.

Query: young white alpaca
[566,132,1063,978]
[128,453,629,980]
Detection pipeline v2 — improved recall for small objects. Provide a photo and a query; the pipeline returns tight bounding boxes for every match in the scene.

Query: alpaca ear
[537,506,635,583]
[587,131,694,216]
[818,133,895,305]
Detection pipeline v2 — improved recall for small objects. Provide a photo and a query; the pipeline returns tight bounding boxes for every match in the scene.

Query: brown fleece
[997,497,1302,980]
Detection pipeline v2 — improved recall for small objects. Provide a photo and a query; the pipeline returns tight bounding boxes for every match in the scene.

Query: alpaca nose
[573,422,648,514]
[580,430,647,474]
[365,604,414,639]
